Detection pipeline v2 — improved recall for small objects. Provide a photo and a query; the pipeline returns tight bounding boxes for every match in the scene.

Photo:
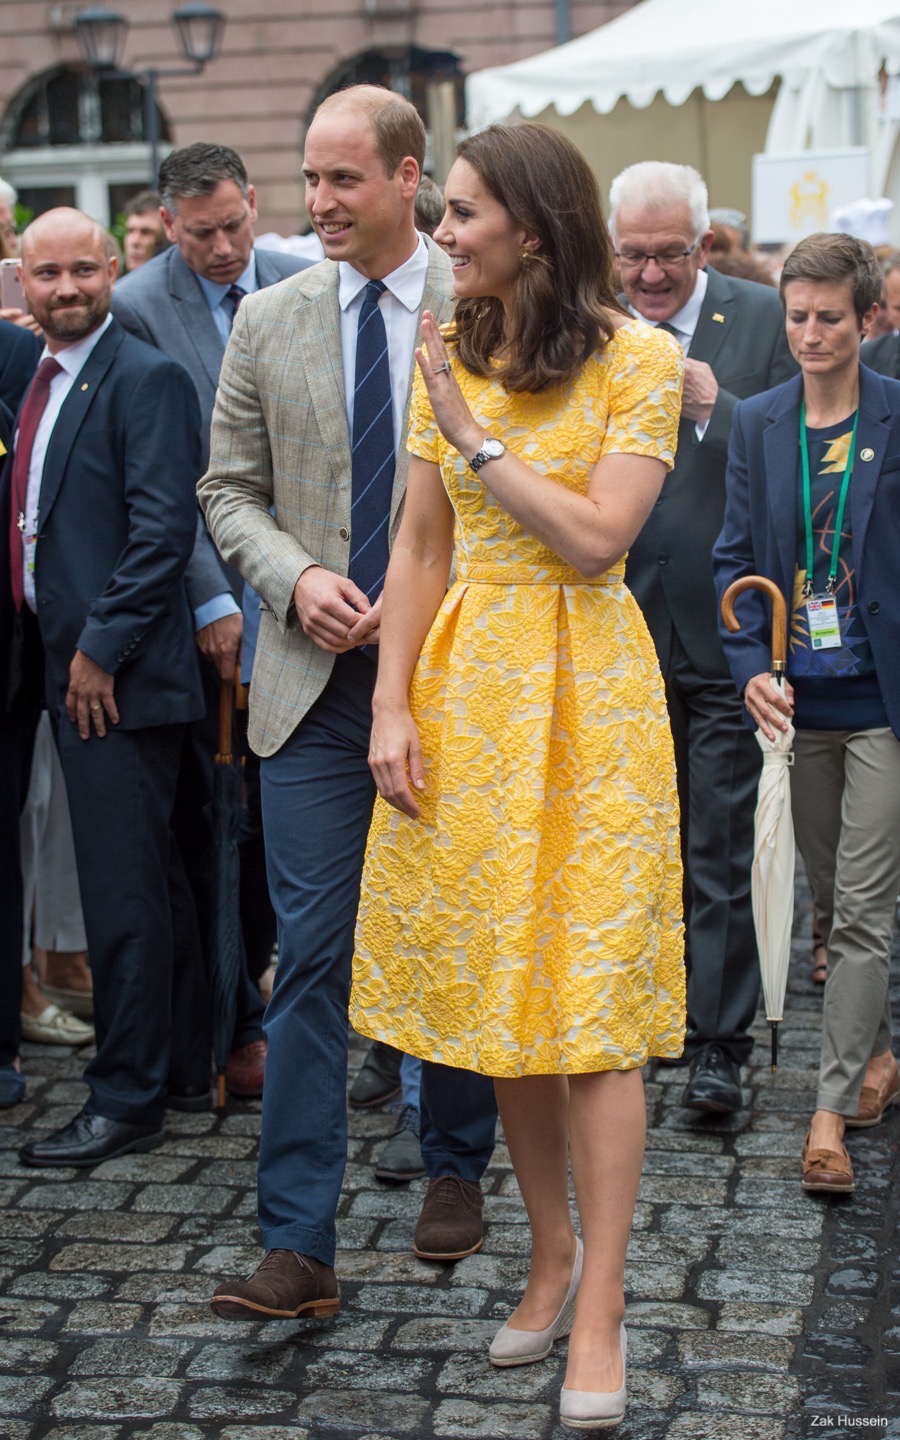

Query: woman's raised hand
[369,704,426,819]
[415,311,484,457]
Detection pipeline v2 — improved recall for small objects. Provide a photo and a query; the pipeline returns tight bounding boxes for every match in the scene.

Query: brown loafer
[210,1249,339,1320]
[846,1057,900,1129]
[413,1175,484,1261]
[801,1133,855,1193]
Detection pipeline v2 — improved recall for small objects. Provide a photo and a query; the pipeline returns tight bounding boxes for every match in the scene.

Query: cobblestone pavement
[1,884,897,1440]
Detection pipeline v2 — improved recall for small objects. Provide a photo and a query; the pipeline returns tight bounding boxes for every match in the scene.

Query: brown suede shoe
[210,1249,339,1320]
[846,1057,900,1129]
[413,1175,484,1261]
[801,1133,855,1193]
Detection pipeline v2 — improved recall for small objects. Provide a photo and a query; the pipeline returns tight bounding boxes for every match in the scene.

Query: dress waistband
[457,562,625,586]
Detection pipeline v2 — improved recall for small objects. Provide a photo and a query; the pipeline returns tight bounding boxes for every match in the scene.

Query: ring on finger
[431,362,450,375]
[90,702,102,711]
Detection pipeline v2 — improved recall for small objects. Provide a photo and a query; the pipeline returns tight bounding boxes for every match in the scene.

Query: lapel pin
[81,383,89,391]
[712,312,725,323]
[860,447,875,462]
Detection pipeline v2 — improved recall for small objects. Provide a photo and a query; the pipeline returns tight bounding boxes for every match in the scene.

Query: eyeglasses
[614,243,700,270]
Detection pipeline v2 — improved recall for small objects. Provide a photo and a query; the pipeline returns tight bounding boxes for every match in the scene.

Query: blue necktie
[349,280,395,604]
[226,284,246,328]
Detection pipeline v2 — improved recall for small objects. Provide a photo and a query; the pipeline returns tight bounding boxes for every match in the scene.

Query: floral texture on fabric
[351,320,686,1077]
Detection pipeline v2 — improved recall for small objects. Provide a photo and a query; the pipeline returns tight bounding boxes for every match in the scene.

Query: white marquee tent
[467,0,900,205]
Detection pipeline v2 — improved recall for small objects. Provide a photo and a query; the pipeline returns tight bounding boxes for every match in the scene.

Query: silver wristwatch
[468,437,506,473]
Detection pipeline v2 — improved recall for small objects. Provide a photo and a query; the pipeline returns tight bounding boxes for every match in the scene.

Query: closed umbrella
[721,576,794,1069]
[211,667,246,1108]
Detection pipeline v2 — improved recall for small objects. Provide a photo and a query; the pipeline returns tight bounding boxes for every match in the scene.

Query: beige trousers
[791,726,900,1116]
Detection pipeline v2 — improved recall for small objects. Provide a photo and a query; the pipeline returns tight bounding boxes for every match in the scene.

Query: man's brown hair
[780,232,883,322]
[448,123,625,394]
[316,85,426,175]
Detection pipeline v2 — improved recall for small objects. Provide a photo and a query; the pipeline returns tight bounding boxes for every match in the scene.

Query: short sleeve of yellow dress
[351,320,687,1077]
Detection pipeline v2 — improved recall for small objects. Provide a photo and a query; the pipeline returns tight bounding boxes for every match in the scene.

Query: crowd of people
[1,83,898,1431]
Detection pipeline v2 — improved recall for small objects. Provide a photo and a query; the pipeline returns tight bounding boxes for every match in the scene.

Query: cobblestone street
[1,883,897,1440]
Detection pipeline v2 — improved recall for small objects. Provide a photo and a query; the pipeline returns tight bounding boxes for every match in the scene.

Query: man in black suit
[1,207,205,1165]
[112,147,312,1093]
[610,161,797,1114]
[860,254,900,378]
[0,316,40,424]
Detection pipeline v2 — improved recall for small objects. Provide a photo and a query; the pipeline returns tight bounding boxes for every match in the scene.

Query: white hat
[830,197,893,247]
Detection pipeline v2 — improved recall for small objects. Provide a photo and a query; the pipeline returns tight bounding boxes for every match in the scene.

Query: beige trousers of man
[791,726,900,1116]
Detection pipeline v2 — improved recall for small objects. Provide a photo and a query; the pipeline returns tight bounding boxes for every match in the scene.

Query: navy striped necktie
[349,279,395,604]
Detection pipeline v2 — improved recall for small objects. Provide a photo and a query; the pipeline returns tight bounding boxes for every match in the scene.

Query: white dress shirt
[21,313,113,613]
[338,234,430,451]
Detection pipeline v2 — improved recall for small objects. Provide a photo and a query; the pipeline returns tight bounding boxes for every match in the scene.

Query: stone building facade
[0,0,635,233]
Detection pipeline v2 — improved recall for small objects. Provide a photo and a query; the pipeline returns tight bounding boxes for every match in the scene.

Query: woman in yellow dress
[350,123,685,1431]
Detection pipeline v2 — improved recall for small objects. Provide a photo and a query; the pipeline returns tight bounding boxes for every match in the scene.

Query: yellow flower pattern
[350,320,686,1077]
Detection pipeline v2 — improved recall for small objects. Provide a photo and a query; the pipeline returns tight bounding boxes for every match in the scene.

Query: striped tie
[349,280,395,605]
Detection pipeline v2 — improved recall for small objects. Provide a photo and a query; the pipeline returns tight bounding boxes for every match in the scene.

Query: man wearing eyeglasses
[609,161,796,1115]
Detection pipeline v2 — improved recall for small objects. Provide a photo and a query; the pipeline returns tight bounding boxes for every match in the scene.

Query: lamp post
[75,4,226,184]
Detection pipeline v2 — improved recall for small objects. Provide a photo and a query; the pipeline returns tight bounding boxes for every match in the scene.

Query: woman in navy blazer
[713,232,900,1198]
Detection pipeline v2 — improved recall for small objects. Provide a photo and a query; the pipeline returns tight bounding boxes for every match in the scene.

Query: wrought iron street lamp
[75,3,226,183]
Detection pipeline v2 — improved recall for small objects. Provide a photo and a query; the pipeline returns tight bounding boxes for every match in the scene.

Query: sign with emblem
[751,148,870,246]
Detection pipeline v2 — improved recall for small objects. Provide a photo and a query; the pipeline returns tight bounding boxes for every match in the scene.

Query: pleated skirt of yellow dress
[350,563,686,1078]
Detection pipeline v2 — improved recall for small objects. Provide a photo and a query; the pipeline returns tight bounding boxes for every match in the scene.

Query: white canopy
[467,0,900,127]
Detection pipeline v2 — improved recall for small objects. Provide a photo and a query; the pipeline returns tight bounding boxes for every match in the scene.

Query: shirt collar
[338,233,429,314]
[665,266,708,339]
[42,311,113,379]
[194,250,259,312]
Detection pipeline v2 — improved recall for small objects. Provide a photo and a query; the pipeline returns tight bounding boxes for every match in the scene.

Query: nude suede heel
[559,1322,627,1430]
[489,1236,583,1367]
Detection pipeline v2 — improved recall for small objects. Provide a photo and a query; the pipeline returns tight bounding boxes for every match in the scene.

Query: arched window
[308,47,464,180]
[1,65,170,225]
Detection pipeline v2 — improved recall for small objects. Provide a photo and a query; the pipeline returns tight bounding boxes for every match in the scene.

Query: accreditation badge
[806,594,841,650]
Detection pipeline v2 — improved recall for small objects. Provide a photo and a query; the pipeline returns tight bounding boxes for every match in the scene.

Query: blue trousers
[258,651,497,1266]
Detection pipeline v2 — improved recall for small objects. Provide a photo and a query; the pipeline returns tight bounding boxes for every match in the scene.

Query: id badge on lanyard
[799,402,858,654]
[805,593,841,650]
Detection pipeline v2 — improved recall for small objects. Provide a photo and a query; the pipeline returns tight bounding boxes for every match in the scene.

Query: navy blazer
[0,318,205,729]
[712,364,900,738]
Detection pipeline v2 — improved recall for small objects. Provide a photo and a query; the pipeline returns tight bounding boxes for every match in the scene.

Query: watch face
[483,439,505,458]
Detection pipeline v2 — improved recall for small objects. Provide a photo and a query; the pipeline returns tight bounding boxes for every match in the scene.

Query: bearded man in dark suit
[1,209,204,1161]
[610,161,798,1114]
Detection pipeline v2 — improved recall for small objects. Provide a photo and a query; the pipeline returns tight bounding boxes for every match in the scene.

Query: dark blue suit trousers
[258,650,498,1265]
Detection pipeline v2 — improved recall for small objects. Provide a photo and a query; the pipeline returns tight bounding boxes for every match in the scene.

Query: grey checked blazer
[198,239,454,756]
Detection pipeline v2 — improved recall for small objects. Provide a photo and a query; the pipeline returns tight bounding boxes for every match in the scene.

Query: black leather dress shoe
[681,1045,743,1114]
[20,1110,165,1168]
[349,1040,402,1108]
[166,1083,212,1113]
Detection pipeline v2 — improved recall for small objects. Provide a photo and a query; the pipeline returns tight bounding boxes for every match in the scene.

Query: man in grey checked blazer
[199,86,498,1322]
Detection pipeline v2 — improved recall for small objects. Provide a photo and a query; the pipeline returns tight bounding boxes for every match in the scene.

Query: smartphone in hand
[0,258,26,312]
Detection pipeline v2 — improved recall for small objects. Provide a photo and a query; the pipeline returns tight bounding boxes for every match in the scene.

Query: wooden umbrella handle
[720,575,788,673]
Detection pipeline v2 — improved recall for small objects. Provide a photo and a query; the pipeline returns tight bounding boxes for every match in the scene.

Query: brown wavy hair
[446,123,625,393]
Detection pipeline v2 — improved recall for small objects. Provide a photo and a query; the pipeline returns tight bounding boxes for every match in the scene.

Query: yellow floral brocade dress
[351,320,686,1077]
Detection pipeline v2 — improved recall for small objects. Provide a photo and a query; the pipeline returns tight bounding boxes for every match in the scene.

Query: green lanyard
[799,401,859,597]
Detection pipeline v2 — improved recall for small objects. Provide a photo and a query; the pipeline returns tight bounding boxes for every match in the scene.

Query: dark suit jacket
[0,318,41,451]
[712,364,900,739]
[111,246,312,609]
[859,330,900,380]
[0,319,205,729]
[0,317,41,417]
[624,266,798,678]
